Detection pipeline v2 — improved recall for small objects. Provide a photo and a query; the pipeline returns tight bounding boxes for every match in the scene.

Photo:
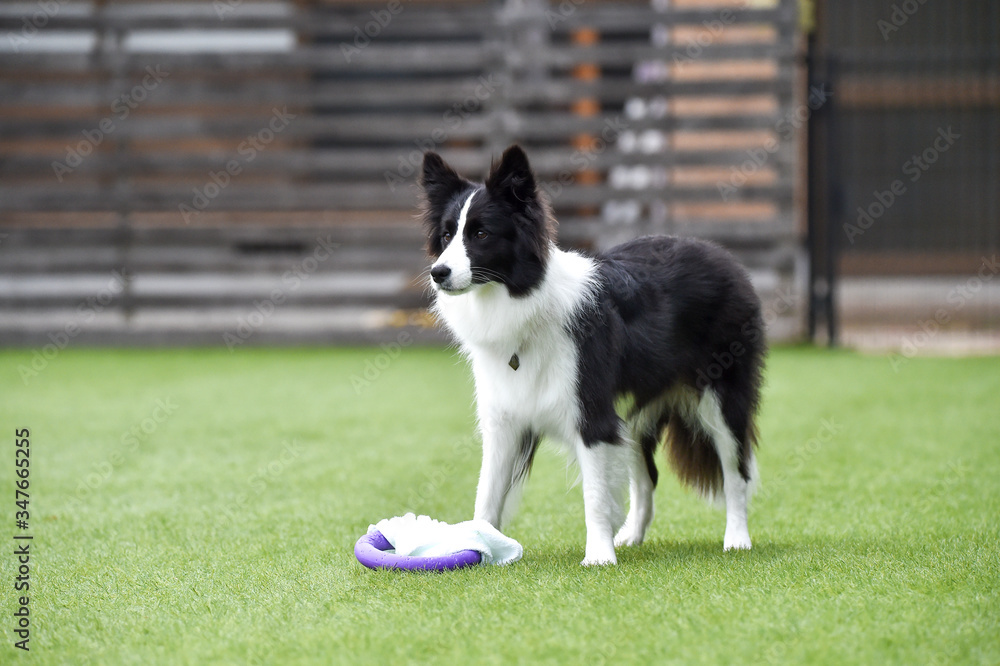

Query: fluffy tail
[665,417,724,500]
[666,411,760,504]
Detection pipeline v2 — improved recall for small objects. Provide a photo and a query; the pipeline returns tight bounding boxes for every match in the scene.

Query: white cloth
[369,513,523,566]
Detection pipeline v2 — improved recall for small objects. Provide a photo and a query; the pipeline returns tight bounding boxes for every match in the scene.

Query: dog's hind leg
[614,416,661,547]
[696,389,754,550]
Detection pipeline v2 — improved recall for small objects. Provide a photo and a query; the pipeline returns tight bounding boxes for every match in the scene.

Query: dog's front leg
[473,423,523,529]
[576,440,623,566]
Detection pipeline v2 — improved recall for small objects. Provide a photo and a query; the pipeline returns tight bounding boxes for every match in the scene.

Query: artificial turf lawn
[0,346,997,665]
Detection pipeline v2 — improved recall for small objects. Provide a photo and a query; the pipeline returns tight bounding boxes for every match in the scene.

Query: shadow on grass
[508,539,801,570]
[616,539,798,565]
[342,536,862,583]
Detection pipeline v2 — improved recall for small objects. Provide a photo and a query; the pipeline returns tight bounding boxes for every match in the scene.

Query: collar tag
[508,353,520,371]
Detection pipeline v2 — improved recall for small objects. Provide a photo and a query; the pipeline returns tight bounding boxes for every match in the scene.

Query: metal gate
[808,0,1000,348]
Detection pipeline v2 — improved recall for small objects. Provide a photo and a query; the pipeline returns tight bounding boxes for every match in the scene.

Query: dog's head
[420,145,554,297]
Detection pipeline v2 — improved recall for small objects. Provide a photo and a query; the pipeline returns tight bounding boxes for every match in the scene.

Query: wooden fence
[0,0,803,345]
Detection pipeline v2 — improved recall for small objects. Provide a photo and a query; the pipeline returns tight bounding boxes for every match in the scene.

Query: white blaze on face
[434,189,478,291]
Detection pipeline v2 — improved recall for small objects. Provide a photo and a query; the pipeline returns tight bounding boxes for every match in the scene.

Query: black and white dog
[421,145,765,565]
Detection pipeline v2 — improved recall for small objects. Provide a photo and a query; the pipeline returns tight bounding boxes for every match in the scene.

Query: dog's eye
[442,231,453,243]
[475,230,489,240]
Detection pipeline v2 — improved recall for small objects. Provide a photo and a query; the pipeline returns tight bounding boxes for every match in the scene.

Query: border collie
[420,145,765,565]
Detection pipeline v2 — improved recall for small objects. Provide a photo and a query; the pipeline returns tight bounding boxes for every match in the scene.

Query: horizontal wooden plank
[508,111,782,138]
[0,244,428,274]
[559,216,799,246]
[4,41,793,73]
[550,183,793,207]
[0,181,792,211]
[508,5,797,31]
[0,6,495,34]
[0,309,447,347]
[4,45,493,73]
[0,268,426,299]
[0,78,786,108]
[0,212,796,243]
[0,291,429,310]
[0,5,795,35]
[0,329,448,347]
[0,224,425,248]
[0,235,799,281]
[0,113,784,146]
[837,76,1000,109]
[519,43,793,68]
[668,217,799,241]
[0,292,429,310]
[0,78,497,108]
[0,112,493,141]
[0,146,796,178]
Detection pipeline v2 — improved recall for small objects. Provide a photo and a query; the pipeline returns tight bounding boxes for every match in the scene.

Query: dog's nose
[431,265,452,284]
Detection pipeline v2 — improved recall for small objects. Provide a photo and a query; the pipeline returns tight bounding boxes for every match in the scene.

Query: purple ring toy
[354,530,482,571]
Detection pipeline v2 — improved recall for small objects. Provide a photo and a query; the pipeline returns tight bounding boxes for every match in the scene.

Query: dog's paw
[580,553,617,566]
[613,525,645,548]
[723,530,752,551]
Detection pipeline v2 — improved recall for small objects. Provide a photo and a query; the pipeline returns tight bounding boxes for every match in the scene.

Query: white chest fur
[432,247,598,443]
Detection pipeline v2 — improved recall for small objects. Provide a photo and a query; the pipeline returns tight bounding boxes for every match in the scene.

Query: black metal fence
[808,0,1000,347]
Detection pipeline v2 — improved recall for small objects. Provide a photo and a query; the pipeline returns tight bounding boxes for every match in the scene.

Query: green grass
[1,346,998,664]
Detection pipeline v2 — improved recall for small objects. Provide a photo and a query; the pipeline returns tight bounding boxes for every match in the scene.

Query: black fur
[570,236,765,486]
[512,431,541,489]
[639,426,662,488]
[419,152,475,258]
[420,146,553,297]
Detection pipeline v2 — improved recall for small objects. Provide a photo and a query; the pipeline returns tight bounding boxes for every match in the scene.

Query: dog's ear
[420,151,464,202]
[486,145,537,205]
[420,152,467,257]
